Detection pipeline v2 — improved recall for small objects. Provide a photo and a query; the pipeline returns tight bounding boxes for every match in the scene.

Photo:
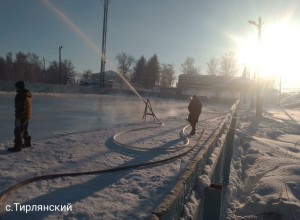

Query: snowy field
[0,91,299,219]
[225,95,300,219]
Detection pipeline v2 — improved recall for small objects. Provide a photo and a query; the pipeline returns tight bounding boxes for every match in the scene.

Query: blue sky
[1,0,300,87]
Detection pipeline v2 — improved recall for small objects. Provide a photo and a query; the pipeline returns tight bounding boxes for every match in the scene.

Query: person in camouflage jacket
[8,81,32,152]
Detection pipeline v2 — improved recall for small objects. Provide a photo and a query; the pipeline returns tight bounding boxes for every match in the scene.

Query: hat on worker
[15,81,25,89]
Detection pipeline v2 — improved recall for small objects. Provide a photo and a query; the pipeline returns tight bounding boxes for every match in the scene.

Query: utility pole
[100,0,109,87]
[59,46,63,84]
[242,65,247,104]
[43,58,46,83]
[167,64,174,88]
[248,17,263,117]
[43,58,46,71]
[279,73,282,105]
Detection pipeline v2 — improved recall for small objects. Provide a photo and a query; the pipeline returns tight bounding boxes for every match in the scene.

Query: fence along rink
[150,99,239,220]
[0,81,102,94]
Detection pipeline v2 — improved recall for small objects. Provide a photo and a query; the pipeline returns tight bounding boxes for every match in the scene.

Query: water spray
[98,0,160,123]
[44,0,159,121]
[115,72,161,123]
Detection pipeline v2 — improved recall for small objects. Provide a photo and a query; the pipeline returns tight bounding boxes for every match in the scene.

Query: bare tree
[62,59,76,84]
[206,56,219,76]
[12,52,43,82]
[46,59,76,84]
[46,61,59,84]
[219,52,238,78]
[181,57,200,75]
[5,53,14,80]
[160,64,176,88]
[26,53,43,82]
[116,52,135,79]
[0,51,80,84]
[14,52,27,80]
[82,69,93,80]
[0,56,5,80]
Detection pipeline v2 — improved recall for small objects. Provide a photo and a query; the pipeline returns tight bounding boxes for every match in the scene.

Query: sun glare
[238,21,300,88]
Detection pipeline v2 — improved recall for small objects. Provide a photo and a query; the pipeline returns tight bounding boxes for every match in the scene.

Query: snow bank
[226,102,300,220]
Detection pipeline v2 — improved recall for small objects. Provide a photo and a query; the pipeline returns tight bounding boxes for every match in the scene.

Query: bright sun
[237,21,300,89]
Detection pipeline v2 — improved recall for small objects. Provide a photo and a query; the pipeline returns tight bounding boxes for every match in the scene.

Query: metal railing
[149,99,240,220]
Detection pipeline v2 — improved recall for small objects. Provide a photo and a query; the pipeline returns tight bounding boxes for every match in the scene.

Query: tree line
[110,51,240,89]
[119,53,176,89]
[180,52,241,78]
[0,52,76,84]
[81,53,177,89]
[0,50,241,88]
[205,51,240,78]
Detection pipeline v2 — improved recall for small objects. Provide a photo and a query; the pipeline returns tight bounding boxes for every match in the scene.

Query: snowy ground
[0,91,299,220]
[225,95,300,220]
[0,92,230,220]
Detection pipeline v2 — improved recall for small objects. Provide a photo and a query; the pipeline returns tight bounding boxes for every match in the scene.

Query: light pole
[167,64,173,88]
[100,0,109,87]
[279,73,282,105]
[59,46,63,84]
[248,17,263,117]
[43,59,53,83]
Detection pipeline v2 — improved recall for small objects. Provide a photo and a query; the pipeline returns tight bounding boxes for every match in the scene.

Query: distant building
[177,74,254,99]
[80,70,122,88]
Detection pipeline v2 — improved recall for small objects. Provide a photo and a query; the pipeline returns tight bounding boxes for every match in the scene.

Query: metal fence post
[222,108,238,185]
[202,184,223,220]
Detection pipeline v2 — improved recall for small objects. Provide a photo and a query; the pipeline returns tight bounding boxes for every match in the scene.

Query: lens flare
[41,0,115,69]
[42,0,145,102]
